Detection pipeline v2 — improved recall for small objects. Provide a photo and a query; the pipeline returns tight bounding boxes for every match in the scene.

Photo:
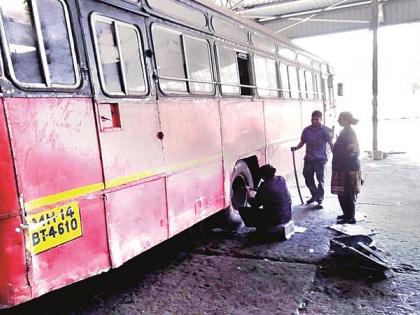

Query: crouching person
[239,164,293,239]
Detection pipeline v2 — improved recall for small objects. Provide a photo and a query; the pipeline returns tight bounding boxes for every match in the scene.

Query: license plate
[27,202,83,254]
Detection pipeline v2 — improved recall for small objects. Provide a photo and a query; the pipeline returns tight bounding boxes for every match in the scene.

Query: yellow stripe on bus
[24,155,223,211]
[104,169,159,189]
[24,183,105,211]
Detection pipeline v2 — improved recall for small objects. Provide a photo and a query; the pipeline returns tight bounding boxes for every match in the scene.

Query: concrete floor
[2,152,420,315]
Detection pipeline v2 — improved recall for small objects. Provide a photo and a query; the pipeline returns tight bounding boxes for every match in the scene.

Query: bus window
[183,36,214,94]
[252,32,276,54]
[152,26,187,93]
[254,55,278,98]
[316,73,323,99]
[119,26,148,95]
[37,0,78,85]
[147,0,207,30]
[93,17,147,96]
[266,58,278,97]
[288,65,299,99]
[313,73,318,99]
[236,52,252,96]
[216,45,240,96]
[254,55,268,97]
[305,71,314,100]
[298,69,307,99]
[279,63,290,99]
[0,0,80,88]
[212,17,248,45]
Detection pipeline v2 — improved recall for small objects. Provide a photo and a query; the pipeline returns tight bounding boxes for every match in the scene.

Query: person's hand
[245,185,256,197]
[244,185,250,194]
[291,146,297,151]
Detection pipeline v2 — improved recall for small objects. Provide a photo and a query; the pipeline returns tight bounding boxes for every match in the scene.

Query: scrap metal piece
[330,235,393,274]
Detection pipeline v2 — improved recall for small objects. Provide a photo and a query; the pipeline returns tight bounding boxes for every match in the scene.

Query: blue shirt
[301,125,332,161]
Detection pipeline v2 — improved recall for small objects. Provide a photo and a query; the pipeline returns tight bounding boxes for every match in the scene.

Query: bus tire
[222,160,254,230]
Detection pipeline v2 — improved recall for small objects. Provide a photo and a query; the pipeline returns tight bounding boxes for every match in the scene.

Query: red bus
[0,0,335,308]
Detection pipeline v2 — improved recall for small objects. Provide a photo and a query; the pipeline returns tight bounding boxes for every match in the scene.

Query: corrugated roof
[211,0,420,39]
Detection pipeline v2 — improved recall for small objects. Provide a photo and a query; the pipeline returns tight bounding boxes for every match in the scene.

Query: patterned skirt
[331,170,362,195]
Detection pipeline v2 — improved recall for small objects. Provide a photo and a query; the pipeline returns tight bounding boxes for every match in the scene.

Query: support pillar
[371,0,383,160]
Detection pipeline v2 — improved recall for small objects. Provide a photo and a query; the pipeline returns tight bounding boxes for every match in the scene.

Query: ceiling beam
[260,0,420,39]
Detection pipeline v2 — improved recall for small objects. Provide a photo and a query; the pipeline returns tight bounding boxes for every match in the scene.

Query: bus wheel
[222,160,254,229]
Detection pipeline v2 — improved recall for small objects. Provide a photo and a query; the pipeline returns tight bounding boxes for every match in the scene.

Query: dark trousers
[239,207,268,229]
[239,207,290,228]
[338,175,357,219]
[303,160,326,202]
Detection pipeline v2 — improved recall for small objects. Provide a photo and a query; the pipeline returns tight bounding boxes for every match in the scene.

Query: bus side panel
[158,99,224,236]
[29,198,109,298]
[0,100,30,307]
[105,180,168,268]
[264,99,303,177]
[0,217,30,308]
[166,162,224,236]
[219,100,266,205]
[4,98,110,299]
[96,101,167,267]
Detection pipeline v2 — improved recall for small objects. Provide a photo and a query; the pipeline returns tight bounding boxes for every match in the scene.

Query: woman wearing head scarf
[331,112,362,224]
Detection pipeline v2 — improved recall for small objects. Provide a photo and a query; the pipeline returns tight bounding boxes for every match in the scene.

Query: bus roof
[190,0,329,66]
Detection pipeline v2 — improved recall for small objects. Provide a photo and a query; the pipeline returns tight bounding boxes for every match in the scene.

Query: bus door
[150,24,225,236]
[80,1,168,267]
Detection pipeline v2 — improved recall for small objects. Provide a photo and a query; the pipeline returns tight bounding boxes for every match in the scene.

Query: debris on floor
[329,235,394,279]
[327,223,374,236]
[294,226,307,233]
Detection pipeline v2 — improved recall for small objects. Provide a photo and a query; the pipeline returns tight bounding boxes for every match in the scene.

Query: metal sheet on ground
[328,224,375,236]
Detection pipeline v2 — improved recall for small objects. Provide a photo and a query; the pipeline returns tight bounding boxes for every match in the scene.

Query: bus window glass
[216,45,240,95]
[147,0,207,29]
[37,0,76,85]
[0,0,80,88]
[321,77,327,102]
[305,71,314,99]
[254,55,278,97]
[288,66,299,99]
[252,32,276,53]
[184,36,214,94]
[316,73,323,99]
[0,1,44,84]
[327,76,333,105]
[95,21,124,94]
[118,25,147,95]
[254,55,269,97]
[212,18,248,44]
[313,72,318,98]
[297,54,312,66]
[266,58,278,97]
[279,63,290,98]
[152,26,187,93]
[278,46,296,60]
[298,69,307,99]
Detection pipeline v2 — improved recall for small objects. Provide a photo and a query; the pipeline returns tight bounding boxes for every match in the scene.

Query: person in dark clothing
[331,111,362,224]
[239,164,292,231]
[291,110,333,207]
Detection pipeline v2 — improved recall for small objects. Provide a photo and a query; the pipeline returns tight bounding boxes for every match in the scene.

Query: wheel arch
[241,155,260,189]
